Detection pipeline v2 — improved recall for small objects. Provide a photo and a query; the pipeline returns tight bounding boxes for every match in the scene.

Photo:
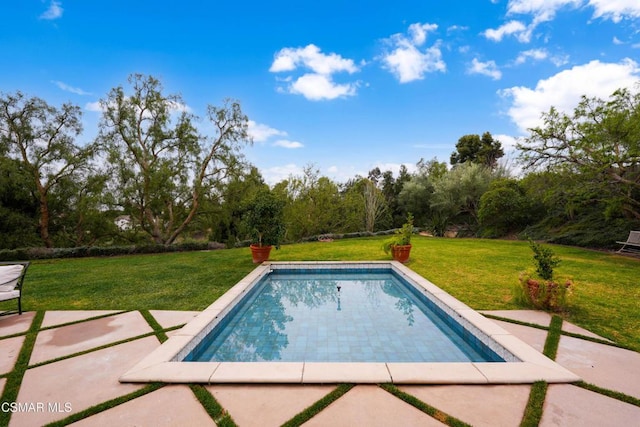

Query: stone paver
[1,310,637,426]
[303,385,444,426]
[482,310,552,327]
[0,335,25,375]
[30,311,153,365]
[556,335,640,399]
[541,384,640,427]
[399,385,531,427]
[0,312,35,337]
[10,336,159,427]
[491,319,548,353]
[71,385,215,427]
[561,321,613,342]
[207,384,334,427]
[41,310,121,328]
[149,310,200,329]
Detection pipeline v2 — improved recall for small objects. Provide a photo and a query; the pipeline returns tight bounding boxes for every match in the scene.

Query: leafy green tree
[450,131,504,168]
[97,74,251,244]
[478,178,535,237]
[519,169,636,247]
[206,165,266,246]
[48,171,116,247]
[381,165,411,227]
[518,86,640,220]
[363,178,387,232]
[0,91,95,247]
[0,156,39,248]
[275,166,347,240]
[397,158,447,228]
[430,162,498,235]
[243,187,285,247]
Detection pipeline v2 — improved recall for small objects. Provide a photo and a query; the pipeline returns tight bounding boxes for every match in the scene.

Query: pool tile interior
[186,268,502,363]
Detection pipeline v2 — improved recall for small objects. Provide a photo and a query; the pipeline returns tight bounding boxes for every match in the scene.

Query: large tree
[518,86,640,220]
[430,162,498,235]
[206,165,266,245]
[98,74,252,244]
[362,178,387,232]
[274,166,347,240]
[397,157,448,228]
[450,131,504,168]
[0,92,94,247]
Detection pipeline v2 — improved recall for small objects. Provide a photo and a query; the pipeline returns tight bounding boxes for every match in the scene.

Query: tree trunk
[38,190,53,248]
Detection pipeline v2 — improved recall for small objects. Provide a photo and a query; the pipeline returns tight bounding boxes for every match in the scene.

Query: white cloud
[514,49,548,65]
[446,25,469,33]
[262,163,304,185]
[493,134,520,150]
[273,139,304,149]
[52,80,91,95]
[507,0,582,22]
[549,54,570,67]
[484,1,582,43]
[588,0,640,22]
[501,58,640,132]
[40,1,63,20]
[289,73,358,101]
[270,44,360,101]
[270,44,358,75]
[483,20,528,42]
[468,58,502,80]
[502,0,640,31]
[514,49,569,68]
[85,101,103,112]
[321,165,362,183]
[408,23,438,45]
[613,36,624,45]
[381,23,445,83]
[167,100,191,113]
[247,120,287,143]
[488,1,640,46]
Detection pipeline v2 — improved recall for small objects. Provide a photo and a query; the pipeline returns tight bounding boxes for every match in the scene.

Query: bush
[514,240,573,312]
[528,239,559,281]
[515,272,573,312]
[0,241,224,261]
[479,179,536,237]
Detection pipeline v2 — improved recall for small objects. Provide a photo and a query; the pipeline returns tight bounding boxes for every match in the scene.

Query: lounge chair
[0,261,30,315]
[617,231,640,254]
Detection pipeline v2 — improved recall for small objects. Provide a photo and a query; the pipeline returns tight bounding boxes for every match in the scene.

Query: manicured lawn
[2,236,638,352]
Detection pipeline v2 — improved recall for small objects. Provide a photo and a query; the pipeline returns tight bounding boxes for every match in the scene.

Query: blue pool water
[185,269,504,363]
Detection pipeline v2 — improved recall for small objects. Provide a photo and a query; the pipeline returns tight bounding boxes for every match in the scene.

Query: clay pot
[391,244,412,263]
[250,244,272,263]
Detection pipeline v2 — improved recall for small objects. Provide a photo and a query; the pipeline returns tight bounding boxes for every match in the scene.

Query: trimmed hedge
[0,241,226,261]
[0,228,409,261]
[299,229,397,243]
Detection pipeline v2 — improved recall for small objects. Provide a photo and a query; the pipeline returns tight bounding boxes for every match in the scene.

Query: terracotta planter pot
[250,244,272,263]
[391,244,412,263]
[526,278,540,300]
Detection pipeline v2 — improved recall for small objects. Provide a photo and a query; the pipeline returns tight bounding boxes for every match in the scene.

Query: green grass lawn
[2,236,638,352]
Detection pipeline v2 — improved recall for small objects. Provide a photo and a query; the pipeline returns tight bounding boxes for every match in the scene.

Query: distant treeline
[1,75,639,252]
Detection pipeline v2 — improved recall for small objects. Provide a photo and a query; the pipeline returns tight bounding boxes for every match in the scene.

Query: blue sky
[2,1,640,184]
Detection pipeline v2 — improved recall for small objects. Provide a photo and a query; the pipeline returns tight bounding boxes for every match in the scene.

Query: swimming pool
[120,261,580,384]
[184,268,506,363]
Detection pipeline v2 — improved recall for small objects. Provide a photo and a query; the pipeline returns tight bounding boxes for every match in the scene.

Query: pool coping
[120,261,580,385]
